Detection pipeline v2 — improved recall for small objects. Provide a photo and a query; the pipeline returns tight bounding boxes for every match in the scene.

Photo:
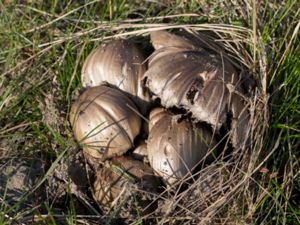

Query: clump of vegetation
[0,1,299,224]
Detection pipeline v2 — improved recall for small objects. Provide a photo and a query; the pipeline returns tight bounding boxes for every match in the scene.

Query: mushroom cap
[70,85,141,160]
[145,31,251,149]
[148,107,166,131]
[147,108,218,185]
[150,30,198,50]
[82,39,151,113]
[93,156,160,207]
[132,139,148,160]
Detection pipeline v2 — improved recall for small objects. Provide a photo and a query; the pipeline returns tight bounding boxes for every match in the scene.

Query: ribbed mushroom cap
[93,156,160,207]
[132,139,148,160]
[69,85,141,160]
[148,107,166,131]
[145,31,251,149]
[82,39,151,113]
[147,108,218,185]
[150,30,197,50]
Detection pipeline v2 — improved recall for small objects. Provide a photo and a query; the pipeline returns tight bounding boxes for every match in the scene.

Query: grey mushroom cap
[69,85,142,160]
[93,156,160,207]
[81,39,151,114]
[147,108,218,186]
[150,30,199,50]
[132,139,148,160]
[145,31,251,149]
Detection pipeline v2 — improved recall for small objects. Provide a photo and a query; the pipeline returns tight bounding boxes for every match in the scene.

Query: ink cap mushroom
[144,30,252,150]
[82,39,151,114]
[147,108,218,186]
[70,85,141,160]
[93,155,160,210]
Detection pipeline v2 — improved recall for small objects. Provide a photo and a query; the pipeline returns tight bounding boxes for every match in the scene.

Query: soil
[0,157,45,210]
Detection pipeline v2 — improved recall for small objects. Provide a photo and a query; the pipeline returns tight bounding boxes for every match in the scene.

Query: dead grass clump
[70,25,269,224]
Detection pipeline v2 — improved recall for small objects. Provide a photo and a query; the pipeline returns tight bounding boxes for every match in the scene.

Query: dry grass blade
[24,0,99,34]
[35,23,250,48]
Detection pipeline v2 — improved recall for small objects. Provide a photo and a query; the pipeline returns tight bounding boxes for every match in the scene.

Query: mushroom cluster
[70,31,252,210]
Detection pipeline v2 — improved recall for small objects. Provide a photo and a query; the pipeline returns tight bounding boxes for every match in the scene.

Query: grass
[0,0,299,224]
[253,1,299,224]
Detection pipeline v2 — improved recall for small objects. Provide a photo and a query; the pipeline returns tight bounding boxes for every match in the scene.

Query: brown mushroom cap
[148,107,166,131]
[147,108,218,185]
[132,139,148,160]
[93,156,160,207]
[150,30,198,50]
[82,39,151,113]
[69,85,141,160]
[145,31,251,149]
